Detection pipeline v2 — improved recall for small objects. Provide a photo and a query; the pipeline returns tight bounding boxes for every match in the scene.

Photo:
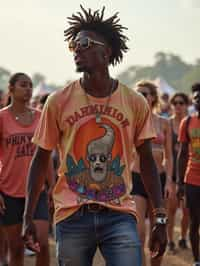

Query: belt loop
[80,205,84,216]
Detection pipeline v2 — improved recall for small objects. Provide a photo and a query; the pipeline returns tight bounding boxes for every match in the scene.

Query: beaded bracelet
[152,207,167,216]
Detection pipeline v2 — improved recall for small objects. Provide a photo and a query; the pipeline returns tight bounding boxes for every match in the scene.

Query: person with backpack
[177,83,200,266]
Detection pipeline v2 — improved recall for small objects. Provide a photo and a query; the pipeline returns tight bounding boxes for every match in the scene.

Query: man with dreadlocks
[22,6,167,266]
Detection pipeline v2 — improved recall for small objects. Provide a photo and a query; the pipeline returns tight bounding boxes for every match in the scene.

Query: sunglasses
[173,101,185,106]
[68,37,105,52]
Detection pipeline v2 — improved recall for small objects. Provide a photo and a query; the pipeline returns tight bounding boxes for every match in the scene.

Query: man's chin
[76,66,84,73]
[76,65,91,74]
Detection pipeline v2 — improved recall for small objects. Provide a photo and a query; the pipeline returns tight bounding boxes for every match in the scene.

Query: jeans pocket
[56,209,81,242]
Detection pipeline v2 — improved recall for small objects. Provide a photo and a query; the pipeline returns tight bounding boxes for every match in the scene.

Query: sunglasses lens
[68,38,89,52]
[174,101,184,105]
[80,38,89,49]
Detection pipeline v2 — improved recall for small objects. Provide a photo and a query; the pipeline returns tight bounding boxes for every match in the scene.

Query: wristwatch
[154,216,168,225]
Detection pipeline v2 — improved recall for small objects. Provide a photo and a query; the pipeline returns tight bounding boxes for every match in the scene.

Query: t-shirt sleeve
[134,94,156,147]
[178,118,188,143]
[32,93,60,150]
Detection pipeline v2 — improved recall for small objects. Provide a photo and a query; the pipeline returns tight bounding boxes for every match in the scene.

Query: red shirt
[178,115,200,186]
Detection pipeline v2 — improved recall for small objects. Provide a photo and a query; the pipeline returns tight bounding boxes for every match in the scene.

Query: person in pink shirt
[0,73,50,266]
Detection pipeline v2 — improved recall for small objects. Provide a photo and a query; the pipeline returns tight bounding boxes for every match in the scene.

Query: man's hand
[0,194,6,215]
[164,179,174,199]
[22,217,40,253]
[149,224,167,258]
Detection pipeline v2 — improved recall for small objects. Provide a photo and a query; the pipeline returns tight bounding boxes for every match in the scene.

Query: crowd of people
[0,5,200,266]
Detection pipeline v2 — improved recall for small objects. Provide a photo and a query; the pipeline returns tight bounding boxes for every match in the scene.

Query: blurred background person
[177,83,200,266]
[188,94,196,116]
[132,80,173,266]
[167,92,190,253]
[30,95,40,109]
[159,92,173,118]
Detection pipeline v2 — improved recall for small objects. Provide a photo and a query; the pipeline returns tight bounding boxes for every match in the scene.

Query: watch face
[155,217,168,225]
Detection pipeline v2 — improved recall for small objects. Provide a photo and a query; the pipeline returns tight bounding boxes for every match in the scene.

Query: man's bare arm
[24,146,52,220]
[136,139,167,258]
[136,139,164,209]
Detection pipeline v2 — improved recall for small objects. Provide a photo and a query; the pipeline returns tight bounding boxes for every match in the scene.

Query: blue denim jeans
[56,206,142,266]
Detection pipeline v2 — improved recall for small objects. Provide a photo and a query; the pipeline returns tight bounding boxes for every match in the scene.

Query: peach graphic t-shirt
[33,80,156,224]
[0,107,41,197]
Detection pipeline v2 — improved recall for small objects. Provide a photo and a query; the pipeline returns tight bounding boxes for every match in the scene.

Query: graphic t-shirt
[33,80,156,224]
[0,107,41,197]
[178,115,200,186]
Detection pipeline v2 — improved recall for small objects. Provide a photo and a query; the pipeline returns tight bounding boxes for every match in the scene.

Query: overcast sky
[0,0,200,84]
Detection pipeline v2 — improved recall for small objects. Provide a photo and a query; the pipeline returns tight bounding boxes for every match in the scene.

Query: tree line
[1,52,200,93]
[118,52,200,92]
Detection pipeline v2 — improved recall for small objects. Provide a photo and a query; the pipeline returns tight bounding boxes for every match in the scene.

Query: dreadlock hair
[64,5,129,66]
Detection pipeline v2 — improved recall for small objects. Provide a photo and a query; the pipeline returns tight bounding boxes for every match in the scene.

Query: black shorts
[131,172,166,199]
[185,183,200,211]
[0,190,49,226]
[172,175,176,183]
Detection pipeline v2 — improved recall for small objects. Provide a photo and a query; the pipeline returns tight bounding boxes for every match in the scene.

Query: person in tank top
[132,80,173,266]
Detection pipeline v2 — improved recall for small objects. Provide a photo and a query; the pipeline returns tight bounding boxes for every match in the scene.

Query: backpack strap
[185,115,191,142]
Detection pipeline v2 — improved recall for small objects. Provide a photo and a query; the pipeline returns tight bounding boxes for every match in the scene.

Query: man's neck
[81,72,115,98]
